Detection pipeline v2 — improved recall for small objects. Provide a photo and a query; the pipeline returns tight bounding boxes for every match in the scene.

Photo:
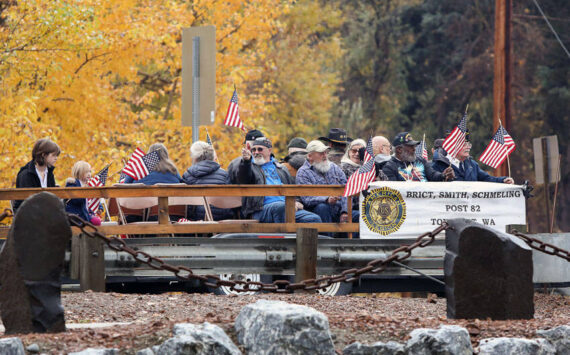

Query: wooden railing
[0,185,356,237]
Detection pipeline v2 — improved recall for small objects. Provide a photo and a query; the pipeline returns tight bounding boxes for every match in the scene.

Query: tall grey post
[192,36,200,143]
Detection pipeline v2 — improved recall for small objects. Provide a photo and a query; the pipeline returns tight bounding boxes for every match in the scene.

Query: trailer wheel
[210,273,272,295]
[315,279,353,296]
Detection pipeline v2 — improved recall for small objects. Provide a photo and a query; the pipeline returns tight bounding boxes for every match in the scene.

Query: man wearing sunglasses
[237,137,321,223]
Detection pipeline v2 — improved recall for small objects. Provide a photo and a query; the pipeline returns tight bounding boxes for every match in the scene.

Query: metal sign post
[181,26,216,142]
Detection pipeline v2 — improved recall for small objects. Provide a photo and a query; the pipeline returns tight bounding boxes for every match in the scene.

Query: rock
[405,325,473,355]
[0,192,72,333]
[26,343,40,353]
[136,348,155,355]
[343,341,405,355]
[0,337,25,355]
[536,325,570,355]
[68,349,119,355]
[445,219,534,320]
[157,322,240,355]
[235,299,335,355]
[479,337,556,355]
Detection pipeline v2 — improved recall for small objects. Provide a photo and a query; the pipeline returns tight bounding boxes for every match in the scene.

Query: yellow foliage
[0,0,343,198]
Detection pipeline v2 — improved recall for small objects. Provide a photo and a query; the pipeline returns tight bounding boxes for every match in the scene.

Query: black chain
[67,214,450,292]
[511,230,570,262]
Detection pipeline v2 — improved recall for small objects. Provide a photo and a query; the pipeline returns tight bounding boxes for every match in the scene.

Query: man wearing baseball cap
[227,129,265,183]
[382,132,454,182]
[237,137,321,223]
[296,140,358,234]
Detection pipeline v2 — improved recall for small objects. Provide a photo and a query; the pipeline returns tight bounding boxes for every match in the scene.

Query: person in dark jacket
[183,141,233,220]
[383,132,455,182]
[237,137,321,223]
[64,161,101,225]
[432,141,514,183]
[13,138,61,213]
[281,137,308,179]
[126,143,182,185]
[227,129,265,183]
[318,128,352,166]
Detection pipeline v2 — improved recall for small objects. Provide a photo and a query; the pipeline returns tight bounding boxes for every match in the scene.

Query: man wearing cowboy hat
[319,128,352,167]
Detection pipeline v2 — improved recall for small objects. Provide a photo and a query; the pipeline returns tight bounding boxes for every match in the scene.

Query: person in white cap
[296,140,359,235]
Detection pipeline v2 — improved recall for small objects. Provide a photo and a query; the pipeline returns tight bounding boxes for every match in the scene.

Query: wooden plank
[0,185,347,200]
[70,234,81,279]
[295,228,318,293]
[78,222,359,235]
[158,197,170,224]
[79,234,105,292]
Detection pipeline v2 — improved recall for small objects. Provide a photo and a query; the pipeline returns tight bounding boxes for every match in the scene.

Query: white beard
[253,156,268,165]
[313,160,331,174]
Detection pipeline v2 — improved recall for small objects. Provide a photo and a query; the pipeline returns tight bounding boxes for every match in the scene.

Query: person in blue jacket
[65,161,101,225]
[125,143,182,185]
[432,141,514,184]
[182,141,233,221]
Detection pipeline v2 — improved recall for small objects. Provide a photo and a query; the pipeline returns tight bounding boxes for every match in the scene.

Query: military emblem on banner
[361,187,407,236]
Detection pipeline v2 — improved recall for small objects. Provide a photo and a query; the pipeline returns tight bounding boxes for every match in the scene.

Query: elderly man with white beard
[296,140,359,234]
[237,137,321,223]
[382,132,455,182]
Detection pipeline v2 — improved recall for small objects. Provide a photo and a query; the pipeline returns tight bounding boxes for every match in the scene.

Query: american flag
[120,148,145,182]
[344,137,377,197]
[122,150,162,180]
[223,89,246,131]
[415,137,428,160]
[87,165,109,213]
[442,113,468,158]
[479,126,516,169]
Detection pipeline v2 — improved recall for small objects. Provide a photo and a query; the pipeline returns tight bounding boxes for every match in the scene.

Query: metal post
[192,37,200,143]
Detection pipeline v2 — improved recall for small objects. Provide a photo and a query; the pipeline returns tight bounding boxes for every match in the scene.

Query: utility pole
[493,0,512,177]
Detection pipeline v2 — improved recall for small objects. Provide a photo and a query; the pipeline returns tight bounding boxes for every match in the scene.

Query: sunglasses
[251,147,266,153]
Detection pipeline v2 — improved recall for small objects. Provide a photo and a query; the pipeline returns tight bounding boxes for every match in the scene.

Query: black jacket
[13,161,57,212]
[237,158,294,218]
[382,156,445,182]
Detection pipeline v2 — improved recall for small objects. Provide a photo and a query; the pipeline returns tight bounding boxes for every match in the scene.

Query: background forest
[0,0,568,232]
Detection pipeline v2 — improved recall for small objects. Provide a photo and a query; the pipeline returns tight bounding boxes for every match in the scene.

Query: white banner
[359,181,526,239]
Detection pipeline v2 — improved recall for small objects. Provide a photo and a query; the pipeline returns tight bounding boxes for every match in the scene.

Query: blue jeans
[309,203,360,238]
[252,202,321,223]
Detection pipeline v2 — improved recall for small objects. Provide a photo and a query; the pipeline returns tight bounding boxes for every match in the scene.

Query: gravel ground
[1,291,568,354]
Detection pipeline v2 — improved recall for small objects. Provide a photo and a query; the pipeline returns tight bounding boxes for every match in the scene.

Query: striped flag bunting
[479,125,516,169]
[223,89,246,131]
[415,137,428,160]
[87,165,109,213]
[122,150,162,181]
[442,113,468,158]
[344,137,377,197]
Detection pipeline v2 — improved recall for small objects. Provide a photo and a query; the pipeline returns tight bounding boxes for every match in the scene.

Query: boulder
[536,325,570,355]
[0,337,25,355]
[479,337,556,355]
[445,218,534,320]
[235,299,335,355]
[157,322,241,355]
[68,349,119,355]
[343,341,405,355]
[405,325,473,355]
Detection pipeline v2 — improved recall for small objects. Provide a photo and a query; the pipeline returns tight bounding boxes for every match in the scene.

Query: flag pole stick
[465,104,469,114]
[550,154,561,233]
[498,116,511,177]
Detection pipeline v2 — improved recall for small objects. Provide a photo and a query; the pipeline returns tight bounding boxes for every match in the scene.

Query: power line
[531,0,570,59]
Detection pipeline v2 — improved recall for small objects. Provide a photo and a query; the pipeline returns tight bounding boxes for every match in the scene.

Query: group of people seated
[14,129,515,236]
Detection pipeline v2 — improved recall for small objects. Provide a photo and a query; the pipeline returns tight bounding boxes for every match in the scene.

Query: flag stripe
[479,126,516,169]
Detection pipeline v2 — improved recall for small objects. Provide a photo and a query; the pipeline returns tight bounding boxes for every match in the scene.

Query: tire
[315,279,353,296]
[210,273,272,295]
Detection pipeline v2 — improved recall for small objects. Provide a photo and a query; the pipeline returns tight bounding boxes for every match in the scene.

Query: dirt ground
[1,291,568,354]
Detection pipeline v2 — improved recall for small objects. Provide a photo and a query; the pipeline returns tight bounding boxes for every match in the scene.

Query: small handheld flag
[415,134,428,160]
[479,125,516,169]
[223,89,246,131]
[87,165,110,213]
[122,150,162,180]
[344,137,377,197]
[442,113,468,159]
